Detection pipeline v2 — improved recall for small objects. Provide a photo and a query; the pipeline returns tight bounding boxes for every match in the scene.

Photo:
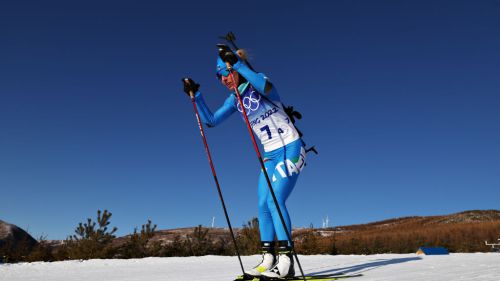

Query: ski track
[1,253,499,281]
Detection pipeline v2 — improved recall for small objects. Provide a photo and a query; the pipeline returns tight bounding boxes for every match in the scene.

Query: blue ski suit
[194,61,306,242]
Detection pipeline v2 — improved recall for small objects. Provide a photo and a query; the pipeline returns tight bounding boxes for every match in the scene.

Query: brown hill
[117,210,500,254]
[4,210,499,262]
[113,227,232,246]
[0,220,38,248]
[127,210,500,242]
[292,210,500,254]
[315,209,500,233]
[0,220,38,262]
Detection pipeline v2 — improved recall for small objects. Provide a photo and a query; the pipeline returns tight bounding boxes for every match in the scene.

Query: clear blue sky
[1,0,499,240]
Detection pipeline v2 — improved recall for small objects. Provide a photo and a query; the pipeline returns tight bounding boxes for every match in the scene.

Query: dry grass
[294,210,500,254]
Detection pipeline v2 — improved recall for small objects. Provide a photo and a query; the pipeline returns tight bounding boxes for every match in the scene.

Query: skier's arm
[194,92,236,127]
[232,61,273,94]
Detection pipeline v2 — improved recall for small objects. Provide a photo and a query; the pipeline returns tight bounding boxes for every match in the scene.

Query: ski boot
[260,240,295,280]
[244,241,276,277]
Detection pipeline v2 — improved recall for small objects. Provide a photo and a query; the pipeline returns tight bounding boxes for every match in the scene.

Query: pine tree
[26,235,54,262]
[65,209,118,259]
[237,218,260,255]
[187,225,211,256]
[120,220,158,258]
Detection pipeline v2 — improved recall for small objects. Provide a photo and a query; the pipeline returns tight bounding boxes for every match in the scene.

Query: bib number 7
[260,125,272,140]
[260,125,284,140]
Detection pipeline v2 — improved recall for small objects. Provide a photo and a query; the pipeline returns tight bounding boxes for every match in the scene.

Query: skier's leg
[245,159,279,277]
[258,160,276,242]
[267,172,298,243]
[268,140,305,242]
[262,140,306,279]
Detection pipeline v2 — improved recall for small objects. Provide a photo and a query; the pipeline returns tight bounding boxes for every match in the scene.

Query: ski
[234,276,258,281]
[260,274,363,281]
[234,273,362,281]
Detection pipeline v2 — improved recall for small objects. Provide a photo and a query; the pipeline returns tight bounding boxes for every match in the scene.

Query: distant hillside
[293,210,500,254]
[3,209,499,263]
[120,210,499,240]
[313,209,500,233]
[113,227,232,247]
[0,220,38,262]
[116,209,500,254]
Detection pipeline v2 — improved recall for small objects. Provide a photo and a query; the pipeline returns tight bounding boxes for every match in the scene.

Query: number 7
[260,125,272,140]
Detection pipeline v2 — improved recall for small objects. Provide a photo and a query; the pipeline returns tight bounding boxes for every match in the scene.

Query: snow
[1,253,499,281]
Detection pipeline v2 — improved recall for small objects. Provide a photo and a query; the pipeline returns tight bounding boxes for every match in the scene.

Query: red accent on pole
[188,92,249,279]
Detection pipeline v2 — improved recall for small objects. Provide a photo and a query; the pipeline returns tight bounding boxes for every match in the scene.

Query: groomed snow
[1,253,499,281]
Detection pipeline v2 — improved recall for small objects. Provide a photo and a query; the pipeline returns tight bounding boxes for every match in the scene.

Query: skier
[182,45,306,279]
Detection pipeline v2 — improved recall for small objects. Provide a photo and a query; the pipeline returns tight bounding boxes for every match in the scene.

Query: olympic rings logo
[237,90,261,113]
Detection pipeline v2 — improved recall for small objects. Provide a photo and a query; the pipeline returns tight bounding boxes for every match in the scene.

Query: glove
[217,44,238,66]
[182,78,200,97]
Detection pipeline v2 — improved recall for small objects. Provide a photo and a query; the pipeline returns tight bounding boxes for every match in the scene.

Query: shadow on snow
[307,257,422,276]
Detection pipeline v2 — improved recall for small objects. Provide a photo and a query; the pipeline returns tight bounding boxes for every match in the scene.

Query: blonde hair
[236,49,248,61]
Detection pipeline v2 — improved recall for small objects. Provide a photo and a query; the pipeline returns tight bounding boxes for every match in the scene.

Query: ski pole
[226,68,307,281]
[219,33,318,156]
[219,31,256,71]
[183,79,251,280]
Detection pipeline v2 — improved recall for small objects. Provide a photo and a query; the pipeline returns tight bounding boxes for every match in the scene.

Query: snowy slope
[1,253,499,281]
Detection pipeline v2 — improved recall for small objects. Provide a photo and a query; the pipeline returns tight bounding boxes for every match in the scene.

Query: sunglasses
[216,66,232,80]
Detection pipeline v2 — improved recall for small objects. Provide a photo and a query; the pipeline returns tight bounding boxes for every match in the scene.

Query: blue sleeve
[233,61,271,95]
[194,91,236,127]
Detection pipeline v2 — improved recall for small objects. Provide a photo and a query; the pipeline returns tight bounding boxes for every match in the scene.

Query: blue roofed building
[416,247,450,255]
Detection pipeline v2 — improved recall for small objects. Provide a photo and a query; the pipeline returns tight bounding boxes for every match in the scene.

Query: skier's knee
[267,197,286,213]
[259,197,269,211]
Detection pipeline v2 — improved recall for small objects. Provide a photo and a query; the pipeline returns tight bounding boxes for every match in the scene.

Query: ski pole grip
[183,78,195,98]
